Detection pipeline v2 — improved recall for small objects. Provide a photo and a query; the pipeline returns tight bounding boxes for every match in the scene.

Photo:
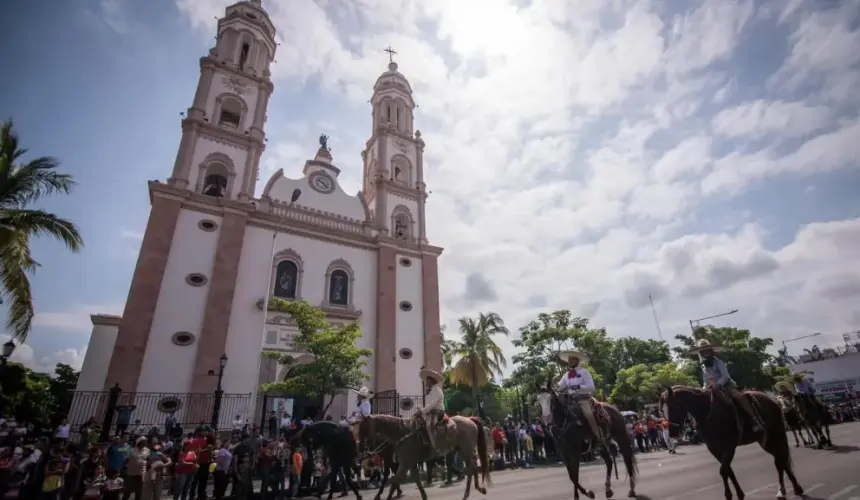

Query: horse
[793,394,832,448]
[661,386,803,500]
[548,389,638,499]
[357,413,490,500]
[776,395,814,447]
[297,421,363,500]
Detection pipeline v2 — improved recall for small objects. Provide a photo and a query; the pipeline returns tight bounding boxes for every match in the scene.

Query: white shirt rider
[358,398,371,418]
[421,384,445,414]
[557,367,595,395]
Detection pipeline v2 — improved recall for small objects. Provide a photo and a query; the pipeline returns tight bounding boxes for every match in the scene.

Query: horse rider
[350,386,372,441]
[556,350,605,448]
[793,371,826,412]
[417,368,446,453]
[688,338,764,435]
[774,381,797,412]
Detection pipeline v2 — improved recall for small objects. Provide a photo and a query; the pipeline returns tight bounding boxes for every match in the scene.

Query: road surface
[399,421,860,500]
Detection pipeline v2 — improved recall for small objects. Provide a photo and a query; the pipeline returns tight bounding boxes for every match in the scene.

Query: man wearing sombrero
[556,350,604,449]
[418,367,446,453]
[688,338,764,435]
[350,386,372,440]
[793,371,817,398]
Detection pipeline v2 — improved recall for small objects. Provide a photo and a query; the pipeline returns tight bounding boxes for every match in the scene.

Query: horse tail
[470,416,492,487]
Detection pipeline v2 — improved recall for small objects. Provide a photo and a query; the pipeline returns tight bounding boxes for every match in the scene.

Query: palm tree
[449,312,509,409]
[0,120,83,341]
[440,325,456,370]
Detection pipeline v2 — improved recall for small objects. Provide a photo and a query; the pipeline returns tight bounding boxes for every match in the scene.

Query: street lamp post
[781,332,822,361]
[1,340,15,364]
[209,353,228,429]
[688,309,739,334]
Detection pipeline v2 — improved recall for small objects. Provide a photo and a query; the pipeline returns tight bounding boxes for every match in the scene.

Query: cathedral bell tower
[168,0,277,202]
[362,48,429,245]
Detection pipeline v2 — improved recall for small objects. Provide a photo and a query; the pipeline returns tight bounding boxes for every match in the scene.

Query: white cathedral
[74,0,443,425]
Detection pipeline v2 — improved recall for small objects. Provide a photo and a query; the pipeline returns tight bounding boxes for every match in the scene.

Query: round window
[399,348,413,360]
[186,273,208,286]
[171,332,196,346]
[157,397,182,413]
[399,301,413,312]
[400,398,414,411]
[198,219,218,232]
[399,257,412,267]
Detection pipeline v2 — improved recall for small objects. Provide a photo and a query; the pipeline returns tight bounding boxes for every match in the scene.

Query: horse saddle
[592,400,611,428]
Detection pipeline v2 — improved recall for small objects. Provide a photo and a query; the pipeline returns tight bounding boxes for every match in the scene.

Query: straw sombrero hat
[558,350,589,364]
[687,338,724,356]
[419,368,443,384]
[774,381,794,393]
[354,386,372,399]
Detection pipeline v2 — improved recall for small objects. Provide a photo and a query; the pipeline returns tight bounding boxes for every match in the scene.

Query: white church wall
[395,254,424,397]
[264,169,367,222]
[187,137,249,200]
[137,209,222,393]
[75,320,119,392]
[223,226,379,396]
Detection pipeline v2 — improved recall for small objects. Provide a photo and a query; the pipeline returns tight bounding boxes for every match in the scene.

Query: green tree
[440,325,455,371]
[508,310,587,391]
[673,326,776,390]
[610,337,672,372]
[609,362,696,410]
[0,121,84,341]
[49,363,79,418]
[448,312,509,408]
[0,362,78,424]
[261,299,372,417]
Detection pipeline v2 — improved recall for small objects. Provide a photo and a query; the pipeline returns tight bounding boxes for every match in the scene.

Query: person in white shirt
[351,387,373,440]
[418,368,445,452]
[556,350,604,448]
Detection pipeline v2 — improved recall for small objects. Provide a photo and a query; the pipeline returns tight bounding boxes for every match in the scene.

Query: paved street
[396,421,860,500]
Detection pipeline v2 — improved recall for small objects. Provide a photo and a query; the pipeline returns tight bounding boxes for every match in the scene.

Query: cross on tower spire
[384,46,397,64]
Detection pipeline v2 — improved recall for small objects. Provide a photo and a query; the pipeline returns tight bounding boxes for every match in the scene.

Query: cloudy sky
[2,0,859,374]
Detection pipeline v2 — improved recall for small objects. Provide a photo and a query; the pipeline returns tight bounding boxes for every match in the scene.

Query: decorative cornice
[91,314,122,327]
[200,56,274,93]
[149,180,443,257]
[182,118,264,151]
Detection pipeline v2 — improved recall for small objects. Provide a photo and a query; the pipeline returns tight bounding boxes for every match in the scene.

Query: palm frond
[0,231,36,341]
[0,210,83,251]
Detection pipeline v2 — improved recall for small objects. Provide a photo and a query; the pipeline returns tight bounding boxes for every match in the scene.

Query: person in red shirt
[189,431,213,500]
[491,424,505,456]
[173,443,197,500]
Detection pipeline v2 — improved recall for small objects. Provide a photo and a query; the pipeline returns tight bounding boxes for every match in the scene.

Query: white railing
[268,202,370,236]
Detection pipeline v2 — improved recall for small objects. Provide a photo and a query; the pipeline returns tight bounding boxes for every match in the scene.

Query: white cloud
[1,335,87,375]
[155,0,860,372]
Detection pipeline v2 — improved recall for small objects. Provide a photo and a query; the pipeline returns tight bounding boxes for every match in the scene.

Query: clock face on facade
[309,171,335,194]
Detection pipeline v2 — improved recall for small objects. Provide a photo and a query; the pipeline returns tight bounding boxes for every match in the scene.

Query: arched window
[202,162,230,198]
[390,155,412,185]
[238,43,250,70]
[393,213,410,240]
[324,259,355,309]
[328,269,349,306]
[218,97,243,130]
[273,260,299,299]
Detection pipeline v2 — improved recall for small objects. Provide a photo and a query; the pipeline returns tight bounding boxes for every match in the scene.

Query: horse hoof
[793,487,804,496]
[374,496,382,500]
[586,491,595,499]
[776,492,786,499]
[477,487,487,495]
[794,443,799,447]
[627,490,637,498]
[606,488,614,498]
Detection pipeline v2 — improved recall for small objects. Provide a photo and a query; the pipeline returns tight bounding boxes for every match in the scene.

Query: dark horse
[548,389,638,499]
[793,394,833,448]
[780,402,813,448]
[297,421,363,500]
[357,414,491,500]
[661,386,803,500]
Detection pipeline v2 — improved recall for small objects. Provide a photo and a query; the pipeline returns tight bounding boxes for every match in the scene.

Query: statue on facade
[319,133,329,151]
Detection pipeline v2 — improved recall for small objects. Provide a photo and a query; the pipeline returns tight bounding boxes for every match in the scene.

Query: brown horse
[661,386,803,500]
[357,414,490,500]
[549,389,638,499]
